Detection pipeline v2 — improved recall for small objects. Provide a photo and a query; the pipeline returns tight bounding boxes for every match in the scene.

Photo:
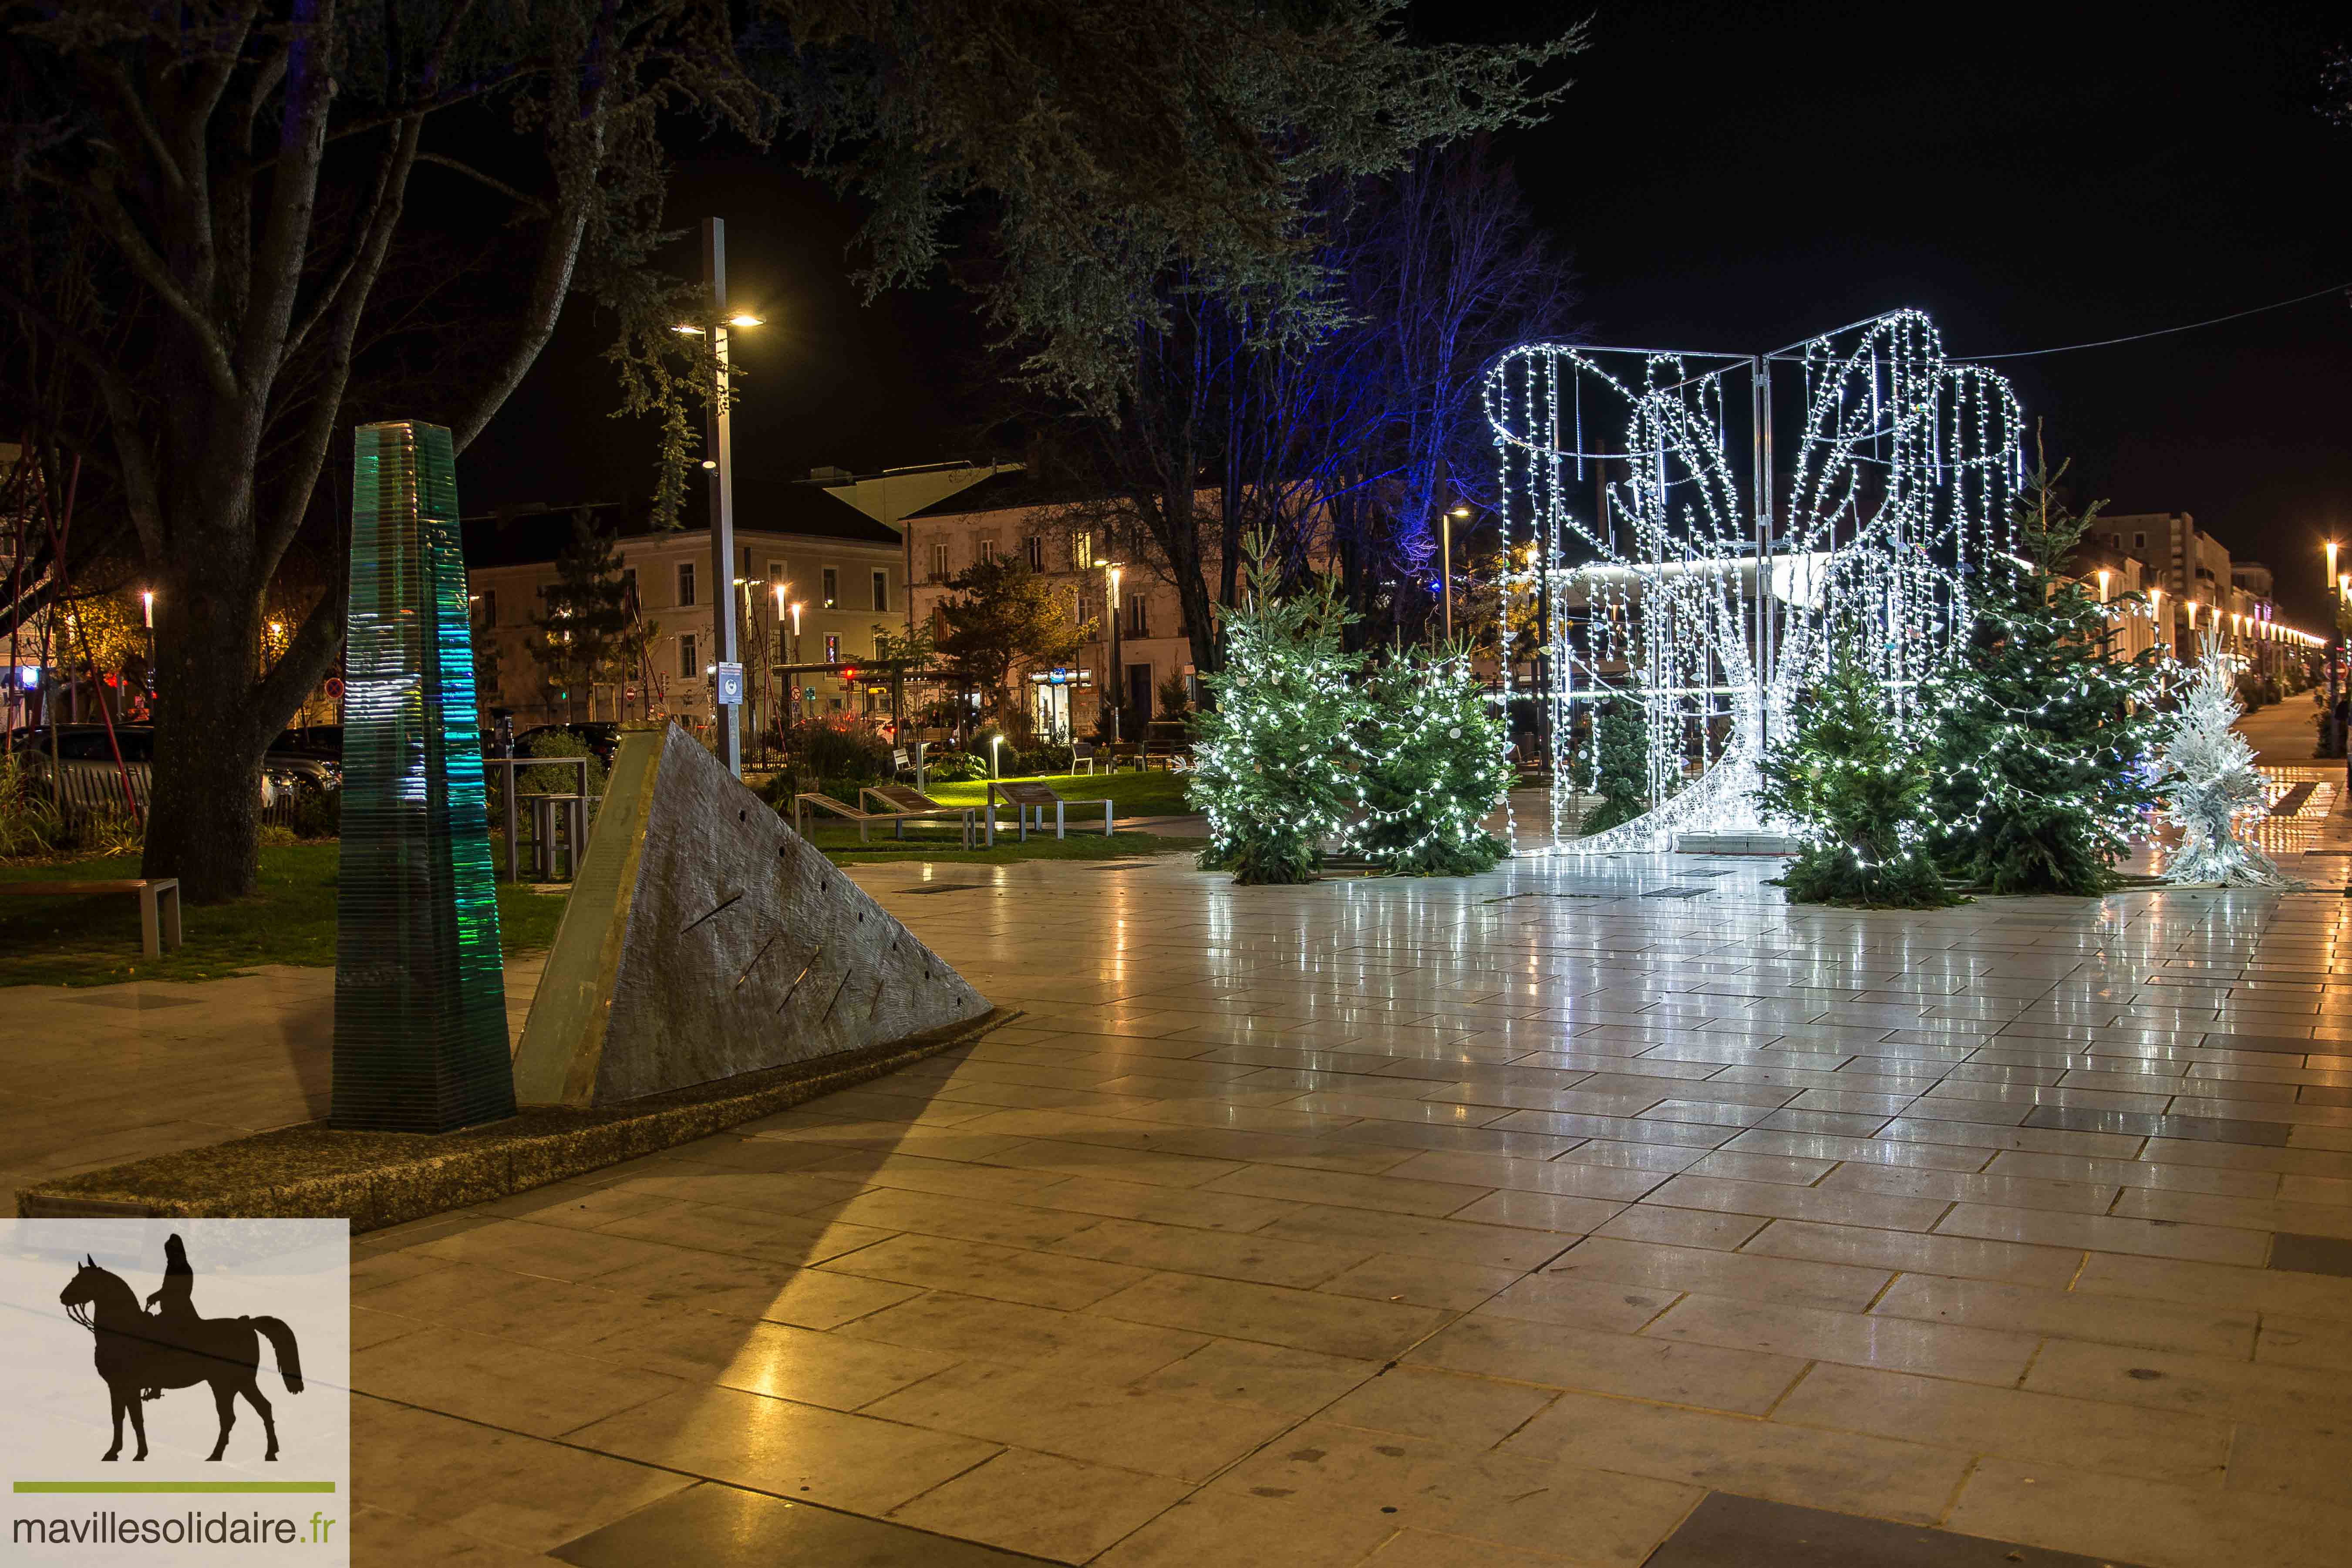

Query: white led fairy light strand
[1484,309,2024,853]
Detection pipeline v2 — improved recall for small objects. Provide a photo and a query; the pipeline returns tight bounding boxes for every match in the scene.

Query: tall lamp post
[140,590,155,706]
[1105,563,1124,749]
[1442,505,1469,646]
[675,216,761,777]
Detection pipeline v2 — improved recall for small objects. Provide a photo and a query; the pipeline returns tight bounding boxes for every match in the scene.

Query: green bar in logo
[13,1482,337,1494]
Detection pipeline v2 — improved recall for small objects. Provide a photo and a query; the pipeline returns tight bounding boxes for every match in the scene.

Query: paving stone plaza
[11,707,2352,1567]
[34,829,2338,1567]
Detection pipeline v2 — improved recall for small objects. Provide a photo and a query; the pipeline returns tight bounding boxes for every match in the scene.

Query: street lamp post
[1443,505,1469,646]
[680,217,763,777]
[140,590,155,704]
[1106,563,1124,750]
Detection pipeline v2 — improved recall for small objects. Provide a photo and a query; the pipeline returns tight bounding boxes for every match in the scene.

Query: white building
[899,472,1197,742]
[467,486,904,731]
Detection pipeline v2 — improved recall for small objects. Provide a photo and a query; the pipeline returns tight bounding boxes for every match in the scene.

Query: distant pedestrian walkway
[2235,692,2325,766]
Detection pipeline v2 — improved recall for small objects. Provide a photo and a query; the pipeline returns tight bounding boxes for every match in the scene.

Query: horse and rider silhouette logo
[57,1234,305,1463]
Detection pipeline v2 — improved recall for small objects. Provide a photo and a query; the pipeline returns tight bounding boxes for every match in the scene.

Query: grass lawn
[0,842,569,988]
[803,823,1202,864]
[921,770,1196,817]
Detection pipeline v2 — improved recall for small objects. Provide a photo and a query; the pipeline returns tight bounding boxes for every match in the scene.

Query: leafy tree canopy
[934,555,1086,722]
[0,0,1571,900]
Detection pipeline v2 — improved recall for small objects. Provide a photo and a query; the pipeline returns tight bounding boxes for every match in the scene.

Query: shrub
[289,776,342,840]
[921,748,987,782]
[517,728,608,797]
[0,750,63,857]
[782,715,891,782]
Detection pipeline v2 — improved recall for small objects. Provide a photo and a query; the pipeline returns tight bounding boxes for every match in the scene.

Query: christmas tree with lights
[1759,654,1955,907]
[1188,539,1366,884]
[1924,450,2162,894]
[2158,638,2292,887]
[1352,646,1513,875]
[1579,699,1651,834]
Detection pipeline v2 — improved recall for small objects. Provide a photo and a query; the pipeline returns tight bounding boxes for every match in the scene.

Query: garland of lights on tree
[1484,309,2039,854]
[1347,647,1513,875]
[1187,543,1365,885]
[1919,460,2163,894]
[1757,654,1955,907]
[2157,638,2294,888]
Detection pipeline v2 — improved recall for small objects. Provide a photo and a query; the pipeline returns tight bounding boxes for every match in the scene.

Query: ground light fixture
[989,733,1003,779]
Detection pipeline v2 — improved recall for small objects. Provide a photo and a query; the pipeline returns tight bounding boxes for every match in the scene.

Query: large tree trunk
[142,546,272,903]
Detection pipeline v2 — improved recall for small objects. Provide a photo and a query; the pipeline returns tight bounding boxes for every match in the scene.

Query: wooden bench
[987,780,1114,845]
[0,878,182,958]
[794,790,975,849]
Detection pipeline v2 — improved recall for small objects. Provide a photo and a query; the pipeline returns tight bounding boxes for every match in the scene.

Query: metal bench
[1,877,182,958]
[859,784,979,848]
[986,780,1114,845]
[795,790,975,849]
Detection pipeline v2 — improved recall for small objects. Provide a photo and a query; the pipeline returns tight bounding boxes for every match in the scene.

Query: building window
[977,531,998,563]
[2134,533,2146,549]
[1075,592,1098,631]
[676,562,696,607]
[621,567,637,609]
[679,633,698,679]
[822,567,838,608]
[824,633,841,664]
[929,541,950,581]
[1124,592,1148,637]
[872,569,889,612]
[767,559,787,586]
[478,589,496,627]
[1024,534,1045,571]
[1074,531,1095,570]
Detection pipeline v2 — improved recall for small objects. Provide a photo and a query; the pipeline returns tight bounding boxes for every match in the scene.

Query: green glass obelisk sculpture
[331,420,512,1133]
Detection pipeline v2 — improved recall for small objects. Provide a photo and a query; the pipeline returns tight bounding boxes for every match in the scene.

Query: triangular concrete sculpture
[512,723,990,1106]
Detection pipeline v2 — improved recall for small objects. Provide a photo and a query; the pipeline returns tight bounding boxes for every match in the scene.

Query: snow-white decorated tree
[2157,638,2292,887]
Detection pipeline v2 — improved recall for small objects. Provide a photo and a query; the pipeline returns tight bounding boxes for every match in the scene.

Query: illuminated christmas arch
[1485,309,2025,852]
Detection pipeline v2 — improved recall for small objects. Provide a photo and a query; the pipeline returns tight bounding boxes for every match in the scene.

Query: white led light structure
[1486,309,2025,853]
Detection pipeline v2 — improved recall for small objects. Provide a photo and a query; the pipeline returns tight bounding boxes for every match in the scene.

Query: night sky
[463,0,2352,624]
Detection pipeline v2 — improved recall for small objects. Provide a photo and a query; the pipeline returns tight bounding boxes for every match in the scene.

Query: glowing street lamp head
[671,324,704,335]
[727,314,763,328]
[1448,505,1472,519]
[2094,569,2110,602]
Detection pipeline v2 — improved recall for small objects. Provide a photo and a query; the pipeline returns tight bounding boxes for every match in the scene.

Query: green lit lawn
[801,823,1201,864]
[0,843,569,988]
[921,770,1195,818]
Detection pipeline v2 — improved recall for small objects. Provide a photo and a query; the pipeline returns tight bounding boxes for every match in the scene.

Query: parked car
[7,724,338,812]
[513,722,619,766]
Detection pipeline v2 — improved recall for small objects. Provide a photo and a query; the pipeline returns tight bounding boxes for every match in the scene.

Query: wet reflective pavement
[343,844,2352,1567]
